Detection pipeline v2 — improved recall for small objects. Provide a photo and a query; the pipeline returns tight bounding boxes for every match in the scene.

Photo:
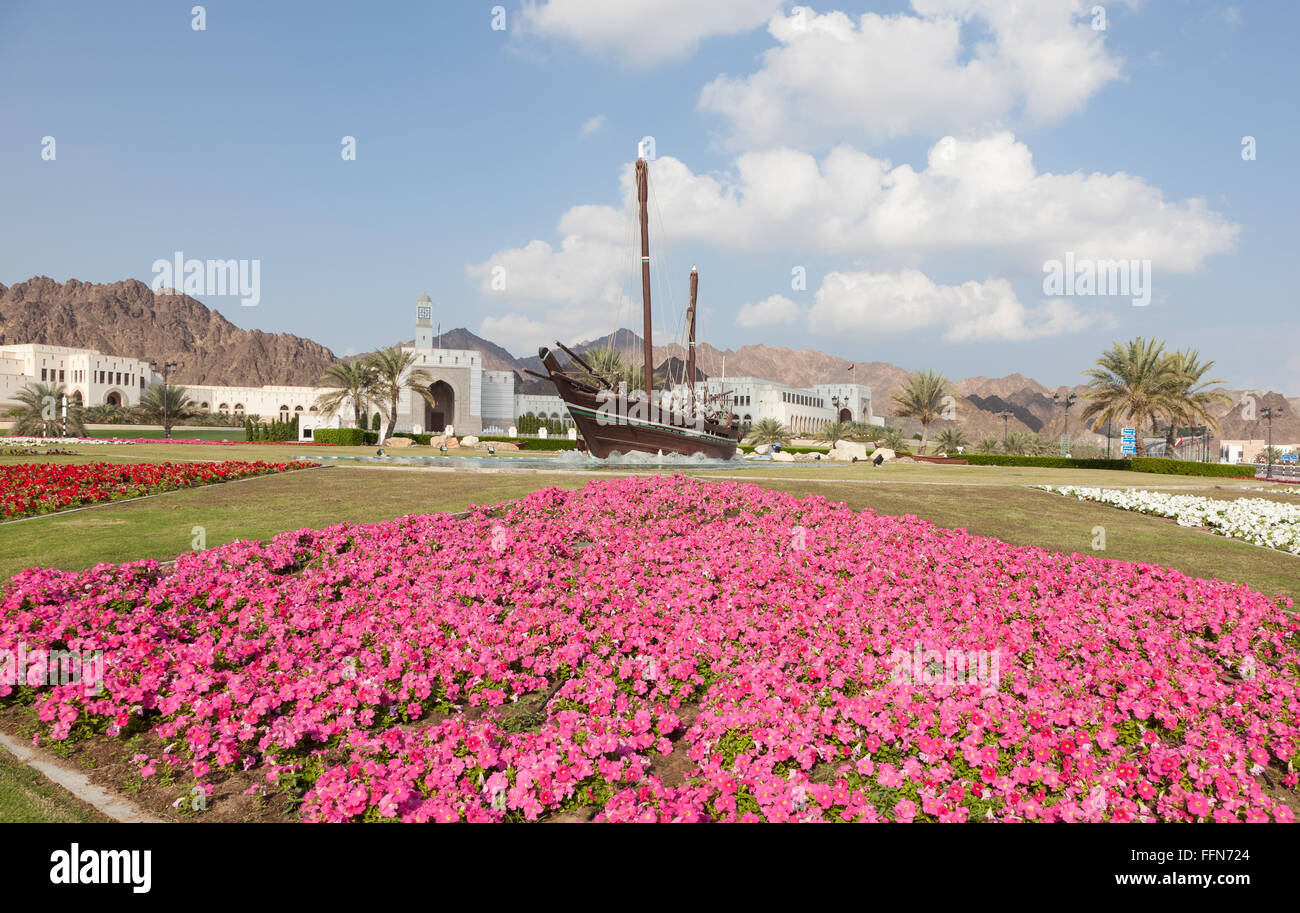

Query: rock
[869,447,896,463]
[829,441,867,462]
[491,441,519,451]
[772,451,796,462]
[0,276,335,387]
[754,443,771,455]
[382,436,413,448]
[445,436,460,449]
[895,455,916,463]
[460,435,479,446]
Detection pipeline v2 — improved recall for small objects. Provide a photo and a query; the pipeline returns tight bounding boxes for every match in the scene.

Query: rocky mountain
[2,277,1291,446]
[0,277,337,387]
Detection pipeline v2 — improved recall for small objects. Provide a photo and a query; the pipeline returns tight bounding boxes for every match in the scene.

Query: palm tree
[137,382,201,438]
[975,435,1001,454]
[816,420,855,447]
[746,417,791,447]
[365,347,434,441]
[315,360,378,429]
[849,421,885,442]
[880,428,908,452]
[6,382,87,437]
[1003,430,1032,455]
[890,370,950,454]
[1162,349,1232,456]
[1081,338,1182,457]
[935,427,967,454]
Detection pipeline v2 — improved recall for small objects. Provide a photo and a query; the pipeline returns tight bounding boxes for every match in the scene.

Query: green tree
[975,435,1001,454]
[314,360,377,430]
[6,382,86,437]
[746,417,791,447]
[935,426,968,453]
[890,370,950,455]
[1081,338,1182,458]
[365,347,434,442]
[1161,349,1232,456]
[137,382,201,438]
[880,428,908,452]
[816,420,855,447]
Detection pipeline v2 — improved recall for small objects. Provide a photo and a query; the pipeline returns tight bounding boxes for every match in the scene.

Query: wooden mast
[687,266,698,414]
[636,145,653,403]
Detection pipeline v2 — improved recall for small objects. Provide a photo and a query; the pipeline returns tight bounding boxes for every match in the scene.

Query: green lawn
[2,463,1295,605]
[0,744,110,823]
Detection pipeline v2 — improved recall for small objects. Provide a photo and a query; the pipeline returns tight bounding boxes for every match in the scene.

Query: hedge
[1129,457,1256,478]
[313,428,369,446]
[962,453,1257,478]
[479,436,578,451]
[962,454,1122,469]
[739,444,832,455]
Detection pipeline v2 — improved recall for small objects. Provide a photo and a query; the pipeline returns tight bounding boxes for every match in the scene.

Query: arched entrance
[105,390,123,407]
[838,407,852,422]
[423,381,455,432]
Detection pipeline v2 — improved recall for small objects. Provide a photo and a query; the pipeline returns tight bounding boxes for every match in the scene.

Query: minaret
[415,293,434,349]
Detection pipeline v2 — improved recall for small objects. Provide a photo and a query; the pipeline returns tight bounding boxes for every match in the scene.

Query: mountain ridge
[3,277,1295,441]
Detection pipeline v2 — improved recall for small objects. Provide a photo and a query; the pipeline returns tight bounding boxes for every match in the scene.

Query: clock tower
[415,293,434,349]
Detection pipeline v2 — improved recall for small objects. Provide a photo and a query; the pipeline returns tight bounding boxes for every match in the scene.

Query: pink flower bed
[2,475,1296,822]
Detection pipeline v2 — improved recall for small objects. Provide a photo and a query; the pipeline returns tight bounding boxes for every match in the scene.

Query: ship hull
[539,347,739,460]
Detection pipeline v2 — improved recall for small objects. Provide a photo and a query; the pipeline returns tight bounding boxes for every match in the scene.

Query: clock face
[417,306,432,319]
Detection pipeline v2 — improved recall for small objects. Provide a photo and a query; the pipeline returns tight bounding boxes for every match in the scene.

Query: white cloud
[466,134,1237,344]
[807,269,1092,342]
[700,2,1125,145]
[518,0,785,66]
[736,294,800,328]
[530,135,1238,270]
[580,114,606,136]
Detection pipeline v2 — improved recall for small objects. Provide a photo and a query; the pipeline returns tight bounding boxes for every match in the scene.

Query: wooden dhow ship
[535,143,740,460]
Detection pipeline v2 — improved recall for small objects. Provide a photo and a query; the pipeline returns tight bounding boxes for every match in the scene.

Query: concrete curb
[0,731,164,823]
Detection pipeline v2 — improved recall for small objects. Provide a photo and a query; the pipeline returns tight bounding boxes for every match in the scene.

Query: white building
[1,297,872,441]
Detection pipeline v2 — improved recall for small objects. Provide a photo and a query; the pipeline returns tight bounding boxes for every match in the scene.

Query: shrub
[961,453,1258,478]
[962,454,1122,469]
[1129,457,1257,478]
[314,428,369,446]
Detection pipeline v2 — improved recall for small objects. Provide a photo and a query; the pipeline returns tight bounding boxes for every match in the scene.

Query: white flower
[1038,486,1300,556]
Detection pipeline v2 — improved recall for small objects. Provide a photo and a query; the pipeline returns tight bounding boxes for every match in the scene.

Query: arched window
[294,405,304,413]
[200,402,210,410]
[309,405,319,413]
[218,403,230,415]
[279,404,290,421]
[234,403,245,417]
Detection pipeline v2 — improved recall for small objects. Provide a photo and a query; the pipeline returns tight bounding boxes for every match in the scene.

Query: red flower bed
[0,460,316,519]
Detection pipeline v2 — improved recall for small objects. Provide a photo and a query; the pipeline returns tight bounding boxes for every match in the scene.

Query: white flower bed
[1040,486,1300,556]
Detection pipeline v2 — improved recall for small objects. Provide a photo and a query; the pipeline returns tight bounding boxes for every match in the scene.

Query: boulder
[829,441,868,462]
[869,447,896,463]
[754,443,771,455]
[460,435,479,447]
[382,436,414,448]
[772,451,796,462]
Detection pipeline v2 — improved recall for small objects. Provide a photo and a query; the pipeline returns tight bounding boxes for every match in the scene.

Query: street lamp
[995,409,1013,449]
[1053,391,1079,456]
[1261,406,1284,479]
[150,360,180,439]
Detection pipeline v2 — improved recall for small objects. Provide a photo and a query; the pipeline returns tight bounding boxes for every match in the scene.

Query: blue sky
[1,1,1296,392]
